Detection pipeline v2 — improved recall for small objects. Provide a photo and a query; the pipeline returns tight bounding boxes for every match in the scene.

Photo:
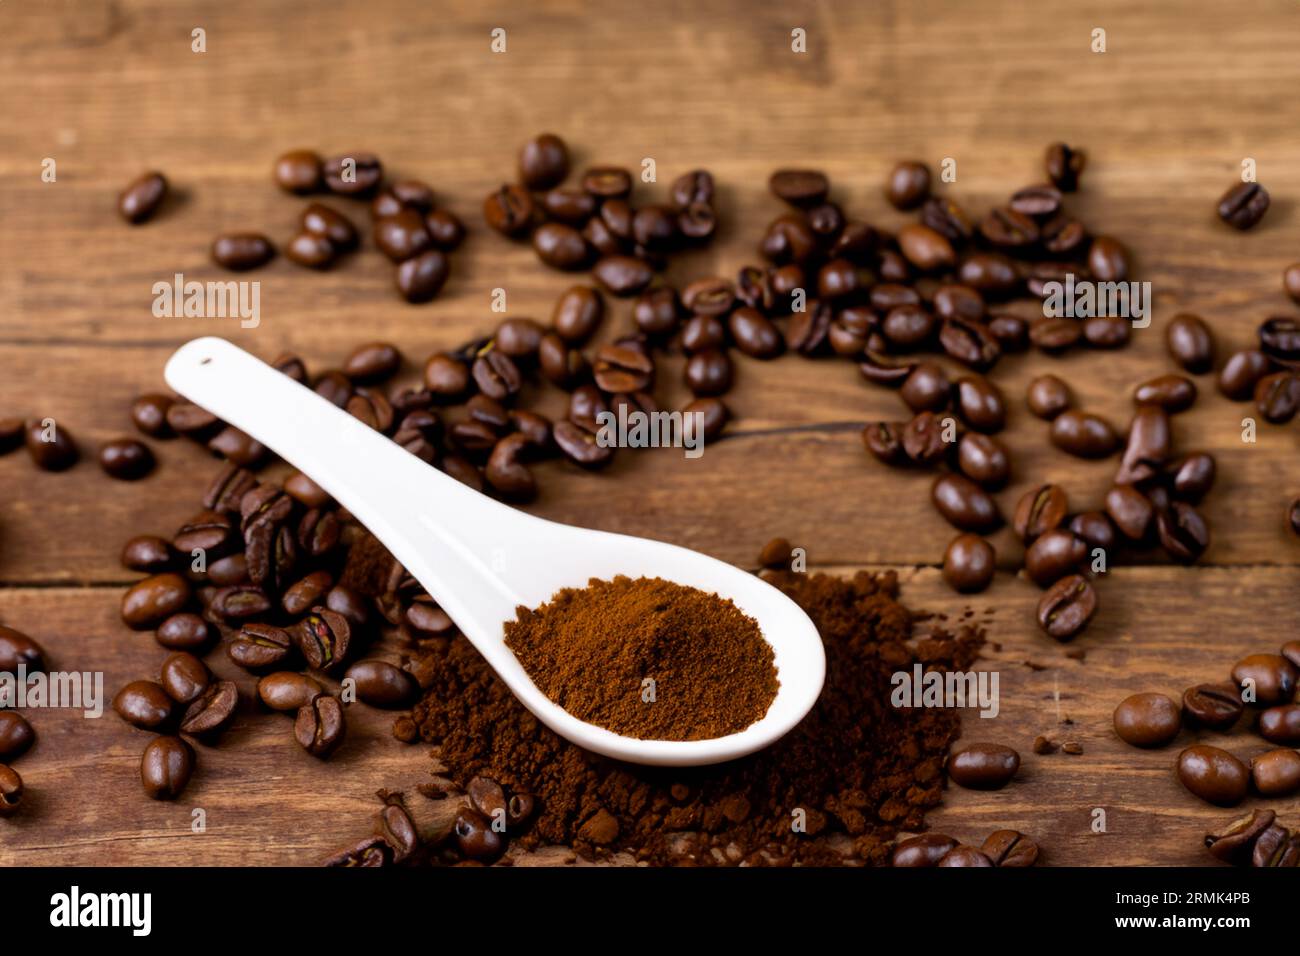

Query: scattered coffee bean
[130,394,174,438]
[1045,142,1086,191]
[1050,409,1118,458]
[769,169,829,206]
[274,149,323,194]
[1254,370,1300,423]
[323,152,382,196]
[211,233,275,271]
[160,652,210,705]
[1013,484,1068,543]
[1166,313,1214,374]
[1113,693,1181,747]
[947,743,1020,790]
[891,833,958,867]
[258,672,325,712]
[112,680,174,731]
[1205,809,1276,864]
[0,625,46,675]
[0,763,22,817]
[1177,745,1249,805]
[1231,653,1297,706]
[1251,748,1300,797]
[1257,704,1300,746]
[179,680,238,736]
[1217,181,1270,230]
[454,807,504,861]
[395,249,450,303]
[24,418,79,471]
[1036,574,1097,641]
[937,846,995,867]
[121,573,192,630]
[118,171,168,224]
[98,438,154,481]
[1218,349,1273,400]
[292,607,351,671]
[1134,374,1196,413]
[1026,375,1071,420]
[140,735,195,800]
[1182,683,1244,731]
[1024,529,1087,587]
[956,433,1010,489]
[931,474,1001,534]
[885,161,930,210]
[942,534,995,593]
[1105,484,1154,541]
[980,829,1039,867]
[295,694,346,758]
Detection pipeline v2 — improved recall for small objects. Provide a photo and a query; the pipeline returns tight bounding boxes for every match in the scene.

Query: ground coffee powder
[503,575,778,740]
[412,569,983,865]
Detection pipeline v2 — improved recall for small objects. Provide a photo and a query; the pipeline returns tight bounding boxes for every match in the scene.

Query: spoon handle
[164,337,528,639]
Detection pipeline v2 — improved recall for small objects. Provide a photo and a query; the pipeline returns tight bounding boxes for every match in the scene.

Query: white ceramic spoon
[165,337,825,766]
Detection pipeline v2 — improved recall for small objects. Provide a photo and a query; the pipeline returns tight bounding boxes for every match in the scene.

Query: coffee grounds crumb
[503,575,778,741]
[411,569,984,865]
[1061,740,1084,755]
[1033,735,1059,755]
[757,537,793,569]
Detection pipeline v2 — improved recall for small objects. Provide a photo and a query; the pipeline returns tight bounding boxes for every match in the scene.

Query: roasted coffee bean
[1181,682,1244,731]
[208,554,250,589]
[286,232,335,271]
[1166,313,1214,374]
[627,288,679,338]
[1044,142,1086,191]
[257,672,324,713]
[632,204,678,252]
[593,255,653,296]
[980,208,1039,248]
[1009,183,1062,219]
[295,694,345,758]
[518,133,569,190]
[425,209,465,250]
[1205,809,1276,863]
[274,150,323,194]
[166,401,220,437]
[684,397,728,441]
[728,308,783,359]
[324,586,371,634]
[899,411,952,466]
[552,419,613,468]
[937,846,995,867]
[208,426,266,466]
[593,344,654,393]
[768,168,829,206]
[931,474,1001,534]
[0,625,46,676]
[881,304,935,349]
[344,660,419,709]
[485,433,536,501]
[211,232,275,271]
[933,284,985,324]
[1104,484,1154,541]
[1041,215,1088,256]
[281,570,333,618]
[759,215,816,265]
[684,349,733,397]
[0,711,34,765]
[1133,374,1196,413]
[533,222,591,270]
[942,534,995,593]
[1254,370,1300,423]
[568,385,609,430]
[897,223,955,271]
[862,422,906,466]
[1258,317,1300,367]
[423,353,471,400]
[1028,317,1081,353]
[454,807,504,861]
[293,608,351,671]
[203,463,258,514]
[155,612,213,653]
[1258,704,1300,746]
[816,259,865,303]
[1086,236,1129,282]
[1231,653,1297,706]
[160,652,210,705]
[670,169,715,211]
[1113,693,1181,748]
[1068,511,1116,554]
[140,735,194,801]
[118,171,168,223]
[537,334,589,389]
[549,285,604,345]
[471,350,522,403]
[301,202,358,251]
[1036,574,1097,641]
[1082,316,1130,349]
[681,277,735,317]
[112,680,174,731]
[581,166,633,199]
[954,375,1005,433]
[870,283,920,312]
[1283,640,1300,671]
[917,195,972,243]
[1025,529,1087,587]
[900,363,951,414]
[174,509,235,556]
[130,393,174,439]
[322,152,382,195]
[958,253,1020,298]
[23,418,79,471]
[956,433,1010,489]
[1218,181,1270,229]
[780,300,832,356]
[345,388,395,434]
[1178,745,1249,805]
[120,535,174,573]
[1050,410,1117,458]
[121,573,192,630]
[857,351,915,388]
[1115,407,1171,485]
[0,763,23,817]
[1252,748,1300,796]
[1024,375,1071,421]
[891,833,958,868]
[947,743,1020,790]
[938,317,1000,370]
[210,584,273,621]
[1218,349,1273,399]
[179,680,238,736]
[884,160,930,210]
[464,776,508,821]
[490,318,545,361]
[1013,484,1068,543]
[395,249,450,303]
[981,830,1040,867]
[1156,501,1210,563]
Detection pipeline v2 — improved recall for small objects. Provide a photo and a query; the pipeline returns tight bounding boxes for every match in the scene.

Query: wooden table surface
[2,0,1300,866]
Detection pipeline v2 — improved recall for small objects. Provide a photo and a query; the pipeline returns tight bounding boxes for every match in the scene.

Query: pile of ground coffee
[412,569,983,865]
[503,576,777,740]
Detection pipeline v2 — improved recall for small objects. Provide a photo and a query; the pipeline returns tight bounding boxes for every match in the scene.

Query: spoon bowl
[165,337,825,766]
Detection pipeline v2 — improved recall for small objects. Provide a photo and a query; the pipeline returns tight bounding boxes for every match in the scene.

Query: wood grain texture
[2,0,1300,865]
